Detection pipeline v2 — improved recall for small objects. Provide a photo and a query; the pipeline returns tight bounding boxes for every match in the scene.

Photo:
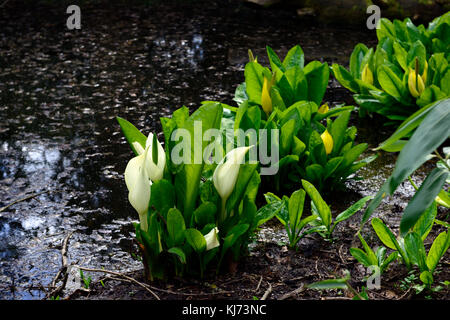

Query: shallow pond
[0,0,435,299]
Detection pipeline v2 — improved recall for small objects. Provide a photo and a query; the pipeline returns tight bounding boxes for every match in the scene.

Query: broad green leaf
[304,61,329,106]
[167,208,186,246]
[350,248,372,267]
[426,231,450,272]
[150,179,175,219]
[413,202,437,240]
[244,61,264,105]
[400,168,448,235]
[334,196,373,224]
[349,43,369,78]
[301,179,331,228]
[282,45,304,69]
[256,200,284,227]
[185,228,207,253]
[174,102,223,225]
[363,98,450,223]
[331,64,359,93]
[405,232,427,271]
[377,65,406,101]
[371,218,398,250]
[168,247,186,264]
[357,232,378,265]
[288,189,306,230]
[193,202,217,226]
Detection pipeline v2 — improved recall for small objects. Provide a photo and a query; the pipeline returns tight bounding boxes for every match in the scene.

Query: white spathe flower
[125,146,152,232]
[213,146,252,201]
[131,133,166,182]
[204,227,220,251]
[213,146,252,223]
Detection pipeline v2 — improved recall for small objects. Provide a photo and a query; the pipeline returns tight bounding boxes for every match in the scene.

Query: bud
[361,64,373,85]
[318,103,329,114]
[261,76,273,116]
[204,227,220,251]
[320,129,333,155]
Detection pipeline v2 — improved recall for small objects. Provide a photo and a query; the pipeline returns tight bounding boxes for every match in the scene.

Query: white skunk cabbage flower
[125,146,152,232]
[131,133,166,182]
[204,227,220,251]
[213,146,252,222]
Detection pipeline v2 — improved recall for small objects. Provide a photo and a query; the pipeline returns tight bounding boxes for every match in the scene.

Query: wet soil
[0,0,448,300]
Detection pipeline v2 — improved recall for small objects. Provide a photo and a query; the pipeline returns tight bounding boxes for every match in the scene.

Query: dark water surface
[0,0,429,299]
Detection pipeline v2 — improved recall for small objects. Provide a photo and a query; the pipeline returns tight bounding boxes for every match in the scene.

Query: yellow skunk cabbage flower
[318,103,329,114]
[213,146,252,223]
[361,64,373,85]
[204,227,220,251]
[408,69,425,98]
[124,146,152,231]
[261,76,273,116]
[320,129,333,155]
[421,60,428,84]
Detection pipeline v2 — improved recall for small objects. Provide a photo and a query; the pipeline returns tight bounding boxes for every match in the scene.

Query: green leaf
[349,43,369,78]
[185,229,207,253]
[307,278,348,290]
[334,196,373,224]
[371,218,398,250]
[244,61,264,105]
[331,64,359,93]
[168,247,186,264]
[405,232,427,272]
[193,202,217,226]
[301,179,331,229]
[350,248,372,267]
[150,179,175,219]
[166,208,186,246]
[174,102,223,225]
[363,98,450,224]
[330,111,351,155]
[420,271,433,286]
[256,200,285,227]
[413,202,437,240]
[400,168,449,235]
[116,116,148,156]
[377,65,406,101]
[266,46,285,73]
[357,232,378,265]
[282,45,304,69]
[288,189,306,230]
[426,231,450,272]
[304,61,329,105]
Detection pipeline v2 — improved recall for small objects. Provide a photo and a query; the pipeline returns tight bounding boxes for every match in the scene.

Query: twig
[255,276,263,292]
[261,282,272,300]
[0,190,51,213]
[279,284,305,300]
[75,266,160,300]
[46,231,73,299]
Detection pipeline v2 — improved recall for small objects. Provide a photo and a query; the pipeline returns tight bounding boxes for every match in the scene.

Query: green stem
[219,197,227,224]
[434,150,450,171]
[408,176,419,191]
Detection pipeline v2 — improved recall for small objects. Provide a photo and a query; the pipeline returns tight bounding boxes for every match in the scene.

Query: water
[0,0,429,299]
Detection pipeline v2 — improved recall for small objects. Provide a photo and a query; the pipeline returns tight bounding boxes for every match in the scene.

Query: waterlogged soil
[0,0,448,300]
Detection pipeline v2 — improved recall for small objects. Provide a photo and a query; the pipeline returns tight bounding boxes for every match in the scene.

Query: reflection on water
[0,0,421,300]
